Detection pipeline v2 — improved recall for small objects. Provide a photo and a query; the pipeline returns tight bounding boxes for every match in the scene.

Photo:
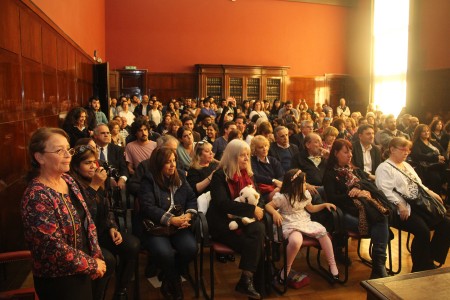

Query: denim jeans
[142,228,197,280]
[344,213,389,244]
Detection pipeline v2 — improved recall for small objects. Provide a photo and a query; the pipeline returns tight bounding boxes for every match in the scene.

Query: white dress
[272,191,327,239]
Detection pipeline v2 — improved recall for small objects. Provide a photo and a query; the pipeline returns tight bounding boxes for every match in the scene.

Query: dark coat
[411,139,446,163]
[291,149,327,186]
[251,156,284,185]
[351,142,382,174]
[133,104,152,118]
[139,169,197,226]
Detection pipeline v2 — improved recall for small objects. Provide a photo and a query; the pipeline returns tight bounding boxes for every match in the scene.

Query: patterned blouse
[21,174,102,278]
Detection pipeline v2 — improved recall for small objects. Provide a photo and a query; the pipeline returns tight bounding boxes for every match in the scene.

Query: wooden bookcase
[196,64,289,104]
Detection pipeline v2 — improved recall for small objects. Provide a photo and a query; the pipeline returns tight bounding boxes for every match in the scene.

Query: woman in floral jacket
[21,127,105,300]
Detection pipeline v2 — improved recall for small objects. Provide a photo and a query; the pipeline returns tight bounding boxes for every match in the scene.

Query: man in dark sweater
[268,126,299,172]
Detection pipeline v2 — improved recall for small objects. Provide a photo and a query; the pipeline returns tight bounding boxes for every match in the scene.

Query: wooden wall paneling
[57,38,68,71]
[412,68,450,120]
[287,76,317,106]
[22,58,44,119]
[109,71,119,98]
[41,25,57,69]
[0,121,27,190]
[147,73,196,103]
[326,74,348,109]
[43,65,58,116]
[19,7,42,63]
[0,0,21,54]
[67,46,77,106]
[0,49,22,124]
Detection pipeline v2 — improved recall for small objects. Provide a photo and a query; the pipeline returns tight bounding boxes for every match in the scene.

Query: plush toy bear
[228,185,260,230]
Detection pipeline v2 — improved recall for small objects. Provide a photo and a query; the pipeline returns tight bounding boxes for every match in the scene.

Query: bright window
[372,0,410,116]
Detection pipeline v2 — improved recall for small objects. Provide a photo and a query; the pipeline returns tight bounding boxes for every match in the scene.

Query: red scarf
[227,169,253,199]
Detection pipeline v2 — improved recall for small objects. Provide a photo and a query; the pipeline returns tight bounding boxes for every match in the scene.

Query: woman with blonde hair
[250,135,284,203]
[206,140,265,299]
[108,120,126,147]
[322,126,339,151]
[187,141,219,196]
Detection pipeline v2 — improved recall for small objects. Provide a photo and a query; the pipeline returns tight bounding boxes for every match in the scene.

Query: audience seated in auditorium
[351,125,381,181]
[212,121,237,161]
[62,106,92,147]
[336,98,351,117]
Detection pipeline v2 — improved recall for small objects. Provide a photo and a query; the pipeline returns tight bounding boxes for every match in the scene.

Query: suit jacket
[290,149,327,186]
[289,133,304,149]
[351,142,382,174]
[106,143,129,178]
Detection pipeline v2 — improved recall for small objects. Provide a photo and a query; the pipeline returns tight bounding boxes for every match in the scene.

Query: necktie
[100,147,106,161]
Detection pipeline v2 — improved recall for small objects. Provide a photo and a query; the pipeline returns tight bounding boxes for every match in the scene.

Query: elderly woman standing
[250,135,284,203]
[376,137,450,272]
[21,128,106,300]
[207,139,265,299]
[139,147,197,299]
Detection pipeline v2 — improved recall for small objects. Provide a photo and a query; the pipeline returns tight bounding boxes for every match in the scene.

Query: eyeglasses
[395,147,411,154]
[43,148,76,156]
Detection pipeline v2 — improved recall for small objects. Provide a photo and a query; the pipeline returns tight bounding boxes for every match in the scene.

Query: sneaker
[288,273,310,289]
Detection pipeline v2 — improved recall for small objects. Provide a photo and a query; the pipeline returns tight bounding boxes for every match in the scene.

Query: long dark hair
[280,169,307,207]
[26,127,70,181]
[69,145,98,186]
[62,106,87,128]
[148,147,181,189]
[326,138,353,170]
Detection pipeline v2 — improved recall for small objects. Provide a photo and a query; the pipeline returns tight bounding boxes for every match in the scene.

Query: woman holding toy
[207,139,265,299]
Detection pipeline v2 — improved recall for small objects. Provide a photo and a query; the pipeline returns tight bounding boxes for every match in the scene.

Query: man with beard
[195,114,211,139]
[352,125,381,181]
[124,118,157,175]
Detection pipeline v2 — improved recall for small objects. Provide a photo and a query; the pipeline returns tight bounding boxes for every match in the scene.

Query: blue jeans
[142,228,197,280]
[344,213,389,245]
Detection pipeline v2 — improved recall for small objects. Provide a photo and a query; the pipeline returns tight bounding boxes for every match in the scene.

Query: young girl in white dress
[265,169,339,286]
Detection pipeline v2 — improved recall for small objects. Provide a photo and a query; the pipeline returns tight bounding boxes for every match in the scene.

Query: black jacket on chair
[351,142,382,174]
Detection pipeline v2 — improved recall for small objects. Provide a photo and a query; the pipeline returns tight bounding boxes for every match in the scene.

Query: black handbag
[388,163,446,227]
[142,205,183,236]
[142,184,184,236]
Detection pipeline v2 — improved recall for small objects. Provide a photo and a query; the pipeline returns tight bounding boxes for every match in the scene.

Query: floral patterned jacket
[21,174,103,278]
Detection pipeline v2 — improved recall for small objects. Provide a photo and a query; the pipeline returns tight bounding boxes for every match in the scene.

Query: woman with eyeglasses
[69,144,140,300]
[139,147,197,299]
[376,137,450,272]
[21,128,106,300]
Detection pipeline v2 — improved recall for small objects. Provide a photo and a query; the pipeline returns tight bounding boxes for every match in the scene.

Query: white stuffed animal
[228,185,260,230]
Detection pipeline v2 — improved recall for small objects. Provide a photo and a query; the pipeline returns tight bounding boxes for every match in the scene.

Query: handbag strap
[386,162,422,187]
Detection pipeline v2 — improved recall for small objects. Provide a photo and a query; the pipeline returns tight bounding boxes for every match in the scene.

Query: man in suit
[93,124,129,190]
[352,124,381,181]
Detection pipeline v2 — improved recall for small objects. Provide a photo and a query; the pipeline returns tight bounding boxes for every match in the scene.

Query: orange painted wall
[31,0,106,60]
[418,0,450,70]
[105,0,349,76]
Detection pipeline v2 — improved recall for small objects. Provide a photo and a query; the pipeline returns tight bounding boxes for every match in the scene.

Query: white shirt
[360,143,373,174]
[375,159,431,216]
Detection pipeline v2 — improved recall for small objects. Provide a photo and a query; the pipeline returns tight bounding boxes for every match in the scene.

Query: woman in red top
[21,127,105,300]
